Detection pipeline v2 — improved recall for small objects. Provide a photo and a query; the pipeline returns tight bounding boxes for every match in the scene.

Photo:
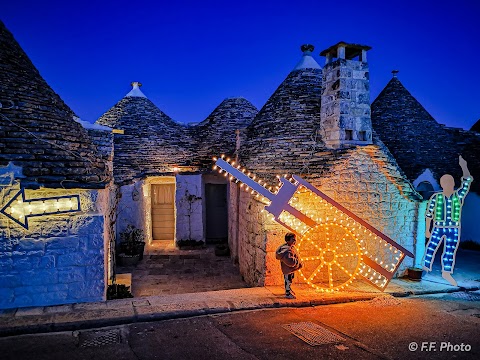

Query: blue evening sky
[2,0,479,129]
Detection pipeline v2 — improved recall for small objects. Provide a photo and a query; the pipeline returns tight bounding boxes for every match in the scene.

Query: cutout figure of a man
[423,155,473,286]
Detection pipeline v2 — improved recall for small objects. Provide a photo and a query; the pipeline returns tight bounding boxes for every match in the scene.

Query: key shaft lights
[214,156,413,291]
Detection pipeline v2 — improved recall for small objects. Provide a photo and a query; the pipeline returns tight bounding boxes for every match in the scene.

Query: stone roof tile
[189,97,258,167]
[0,20,110,189]
[96,94,191,184]
[372,77,480,194]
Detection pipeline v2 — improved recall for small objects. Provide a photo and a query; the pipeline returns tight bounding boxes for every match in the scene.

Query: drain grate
[79,329,122,348]
[283,322,345,346]
[451,292,480,302]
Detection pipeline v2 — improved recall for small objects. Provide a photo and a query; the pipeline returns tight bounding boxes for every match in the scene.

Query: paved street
[1,292,479,360]
[118,243,247,297]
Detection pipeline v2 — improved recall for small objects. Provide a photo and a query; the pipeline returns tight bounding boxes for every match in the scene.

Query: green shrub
[107,284,133,300]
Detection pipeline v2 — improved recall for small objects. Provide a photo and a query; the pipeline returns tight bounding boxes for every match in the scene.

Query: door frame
[143,176,176,246]
[202,174,229,243]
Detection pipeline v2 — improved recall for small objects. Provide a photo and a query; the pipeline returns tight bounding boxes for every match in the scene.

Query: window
[345,129,353,140]
[358,131,367,141]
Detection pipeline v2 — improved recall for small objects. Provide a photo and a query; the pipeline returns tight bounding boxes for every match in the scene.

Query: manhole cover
[79,329,122,348]
[283,322,345,346]
[451,292,480,301]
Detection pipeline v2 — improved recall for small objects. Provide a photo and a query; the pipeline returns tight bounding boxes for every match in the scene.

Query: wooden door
[151,184,175,241]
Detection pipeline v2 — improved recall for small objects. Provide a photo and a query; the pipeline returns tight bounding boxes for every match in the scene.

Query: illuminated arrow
[0,189,81,229]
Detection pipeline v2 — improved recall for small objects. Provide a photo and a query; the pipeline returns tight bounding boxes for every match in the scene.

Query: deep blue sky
[2,0,480,129]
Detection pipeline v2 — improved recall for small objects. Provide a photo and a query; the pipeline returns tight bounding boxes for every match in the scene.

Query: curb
[1,286,479,338]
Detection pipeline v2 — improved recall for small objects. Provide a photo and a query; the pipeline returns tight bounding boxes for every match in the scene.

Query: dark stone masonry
[371,77,480,193]
[0,21,110,189]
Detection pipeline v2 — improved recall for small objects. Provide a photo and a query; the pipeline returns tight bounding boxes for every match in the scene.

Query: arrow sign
[0,189,81,229]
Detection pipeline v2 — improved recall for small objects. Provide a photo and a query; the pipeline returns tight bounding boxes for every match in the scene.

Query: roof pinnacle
[293,44,321,70]
[125,81,147,98]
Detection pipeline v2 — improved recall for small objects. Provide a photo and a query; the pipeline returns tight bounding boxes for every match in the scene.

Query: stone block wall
[232,146,420,287]
[321,58,372,148]
[0,185,107,309]
[228,182,240,264]
[233,188,283,286]
[87,128,114,171]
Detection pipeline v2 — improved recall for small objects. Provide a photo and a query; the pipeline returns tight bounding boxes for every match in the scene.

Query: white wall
[175,174,204,243]
[461,193,480,244]
[116,182,145,242]
[0,181,107,309]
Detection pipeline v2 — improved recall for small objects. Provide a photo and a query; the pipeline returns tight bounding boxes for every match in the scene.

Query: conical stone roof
[190,97,258,168]
[96,84,192,184]
[371,76,460,182]
[471,119,480,133]
[0,20,109,189]
[240,46,323,181]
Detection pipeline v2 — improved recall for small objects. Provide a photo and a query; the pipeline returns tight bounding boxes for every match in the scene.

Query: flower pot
[215,244,230,256]
[136,242,146,260]
[117,253,141,266]
[407,267,423,281]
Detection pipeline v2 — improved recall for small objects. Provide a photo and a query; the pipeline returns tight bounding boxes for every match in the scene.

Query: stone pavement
[117,243,247,297]
[0,248,478,337]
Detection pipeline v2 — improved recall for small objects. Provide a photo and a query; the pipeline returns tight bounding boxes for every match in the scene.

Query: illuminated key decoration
[0,189,81,229]
[214,156,413,291]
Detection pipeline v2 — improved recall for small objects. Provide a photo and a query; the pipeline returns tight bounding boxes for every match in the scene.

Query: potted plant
[107,284,133,300]
[407,267,424,281]
[117,225,146,266]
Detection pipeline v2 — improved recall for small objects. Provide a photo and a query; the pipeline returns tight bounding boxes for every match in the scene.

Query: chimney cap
[125,81,147,98]
[320,41,372,58]
[301,44,315,53]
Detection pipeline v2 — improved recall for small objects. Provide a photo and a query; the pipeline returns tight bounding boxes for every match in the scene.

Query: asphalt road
[1,292,479,360]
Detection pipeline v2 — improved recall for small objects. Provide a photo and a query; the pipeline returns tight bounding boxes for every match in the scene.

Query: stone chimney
[319,42,372,149]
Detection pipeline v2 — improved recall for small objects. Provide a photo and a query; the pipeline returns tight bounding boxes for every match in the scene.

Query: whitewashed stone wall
[114,175,206,246]
[233,147,421,287]
[0,183,107,309]
[176,174,204,243]
[461,193,480,244]
[228,182,240,263]
[116,182,146,241]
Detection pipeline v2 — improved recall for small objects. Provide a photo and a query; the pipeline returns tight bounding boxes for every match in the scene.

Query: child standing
[275,232,303,299]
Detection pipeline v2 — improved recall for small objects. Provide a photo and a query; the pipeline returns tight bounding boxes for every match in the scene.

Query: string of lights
[213,155,413,291]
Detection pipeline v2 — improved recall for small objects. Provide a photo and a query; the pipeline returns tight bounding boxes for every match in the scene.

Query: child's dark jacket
[275,243,302,275]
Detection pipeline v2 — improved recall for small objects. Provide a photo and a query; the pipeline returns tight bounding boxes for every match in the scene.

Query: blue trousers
[424,227,460,273]
[284,273,294,295]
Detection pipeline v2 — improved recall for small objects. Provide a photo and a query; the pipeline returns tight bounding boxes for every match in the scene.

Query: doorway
[151,184,175,241]
[205,184,228,243]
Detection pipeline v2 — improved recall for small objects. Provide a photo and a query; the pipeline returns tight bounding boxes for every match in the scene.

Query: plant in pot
[407,267,424,281]
[107,283,133,300]
[117,225,146,266]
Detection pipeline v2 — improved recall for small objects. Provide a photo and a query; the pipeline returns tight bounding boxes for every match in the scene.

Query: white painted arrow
[0,189,81,229]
